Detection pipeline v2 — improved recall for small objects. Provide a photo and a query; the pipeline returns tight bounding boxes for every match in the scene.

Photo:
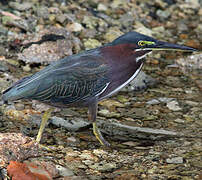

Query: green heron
[2,31,196,146]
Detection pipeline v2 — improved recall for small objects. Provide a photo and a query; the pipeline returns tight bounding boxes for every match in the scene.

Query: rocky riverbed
[0,0,201,179]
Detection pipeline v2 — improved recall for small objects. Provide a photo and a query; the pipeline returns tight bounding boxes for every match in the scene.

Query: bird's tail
[2,76,37,102]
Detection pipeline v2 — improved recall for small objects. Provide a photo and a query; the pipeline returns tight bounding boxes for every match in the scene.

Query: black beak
[150,40,197,52]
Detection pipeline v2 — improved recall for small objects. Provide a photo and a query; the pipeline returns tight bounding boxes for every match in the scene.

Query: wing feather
[28,53,109,105]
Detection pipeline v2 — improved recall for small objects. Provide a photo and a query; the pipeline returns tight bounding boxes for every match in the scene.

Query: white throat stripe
[104,63,144,98]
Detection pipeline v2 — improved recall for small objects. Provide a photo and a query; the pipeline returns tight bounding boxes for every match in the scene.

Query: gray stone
[156,9,171,20]
[9,2,33,11]
[158,97,175,103]
[50,116,90,131]
[121,71,157,92]
[17,28,81,64]
[166,157,183,164]
[56,165,74,176]
[174,119,185,123]
[176,54,202,72]
[166,101,182,111]
[2,16,30,31]
[0,25,8,35]
[89,162,117,172]
[146,99,160,105]
[36,6,49,19]
[97,119,180,141]
[56,14,67,24]
[98,109,121,118]
[0,61,9,72]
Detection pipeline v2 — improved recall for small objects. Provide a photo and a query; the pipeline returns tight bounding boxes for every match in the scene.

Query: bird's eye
[138,41,146,46]
[138,41,155,47]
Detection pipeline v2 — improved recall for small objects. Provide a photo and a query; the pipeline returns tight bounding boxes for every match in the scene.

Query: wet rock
[56,165,74,177]
[179,0,200,9]
[198,113,202,120]
[97,119,179,141]
[98,109,121,118]
[115,172,139,180]
[182,54,201,70]
[121,71,157,92]
[89,162,117,172]
[93,149,108,157]
[18,27,81,64]
[177,21,189,33]
[152,26,166,39]
[60,109,80,117]
[0,25,8,35]
[79,151,97,161]
[174,118,185,123]
[166,101,182,111]
[84,38,102,50]
[0,168,7,179]
[36,6,49,19]
[185,100,199,106]
[66,22,84,32]
[158,97,175,103]
[14,103,25,111]
[166,157,183,164]
[104,28,123,42]
[5,59,20,67]
[0,133,39,167]
[97,3,108,11]
[156,9,171,21]
[146,99,160,105]
[2,15,31,32]
[4,107,40,124]
[176,54,202,75]
[81,29,97,38]
[32,101,53,112]
[154,0,167,8]
[50,116,90,131]
[119,13,134,27]
[195,80,202,90]
[9,2,33,11]
[129,108,147,119]
[122,141,139,147]
[56,14,67,24]
[22,64,31,72]
[82,160,93,166]
[135,23,153,37]
[7,160,59,180]
[116,95,129,103]
[110,0,126,9]
[147,97,175,105]
[83,16,99,29]
[49,14,56,23]
[0,61,9,72]
[99,99,125,109]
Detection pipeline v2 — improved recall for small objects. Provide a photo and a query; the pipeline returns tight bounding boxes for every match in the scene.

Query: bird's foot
[93,122,110,146]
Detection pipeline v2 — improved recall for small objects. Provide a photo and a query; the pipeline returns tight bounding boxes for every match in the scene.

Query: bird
[2,31,196,146]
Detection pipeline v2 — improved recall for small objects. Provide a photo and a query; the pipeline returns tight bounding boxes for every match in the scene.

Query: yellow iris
[138,40,155,46]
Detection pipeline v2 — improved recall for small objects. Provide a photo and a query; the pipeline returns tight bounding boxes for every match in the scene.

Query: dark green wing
[29,53,109,105]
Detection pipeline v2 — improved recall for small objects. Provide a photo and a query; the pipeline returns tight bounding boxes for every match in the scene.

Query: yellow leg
[36,108,53,143]
[93,122,110,146]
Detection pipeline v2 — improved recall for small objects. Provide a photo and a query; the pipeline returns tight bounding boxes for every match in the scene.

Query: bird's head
[112,31,197,52]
